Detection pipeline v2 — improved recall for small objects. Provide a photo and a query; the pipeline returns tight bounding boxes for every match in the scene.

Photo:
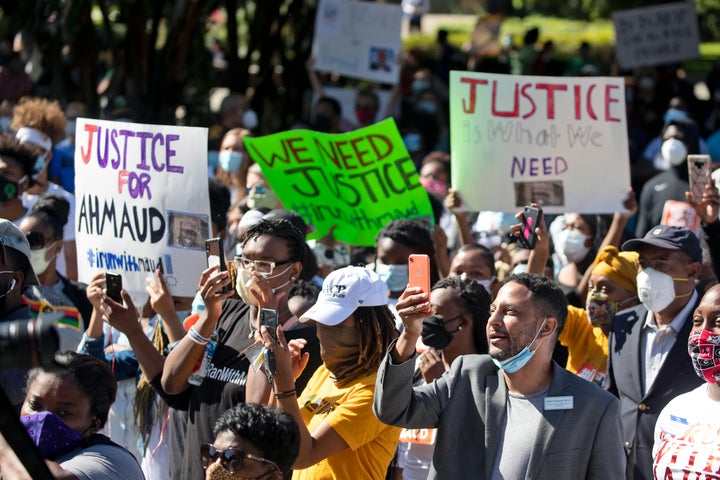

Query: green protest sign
[243,118,433,246]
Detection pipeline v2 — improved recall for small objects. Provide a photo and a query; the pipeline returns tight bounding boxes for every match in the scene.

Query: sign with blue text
[75,118,211,298]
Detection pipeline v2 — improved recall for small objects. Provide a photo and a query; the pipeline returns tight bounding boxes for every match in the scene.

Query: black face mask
[0,174,20,202]
[421,315,459,350]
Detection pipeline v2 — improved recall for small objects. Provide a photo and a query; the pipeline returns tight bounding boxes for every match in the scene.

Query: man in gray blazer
[373,273,625,479]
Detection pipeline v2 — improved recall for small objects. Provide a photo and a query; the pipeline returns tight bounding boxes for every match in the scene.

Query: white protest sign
[312,0,402,85]
[612,2,700,70]
[75,118,211,298]
[449,71,630,214]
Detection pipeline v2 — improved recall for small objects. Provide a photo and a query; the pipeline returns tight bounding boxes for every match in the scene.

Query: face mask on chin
[491,318,546,373]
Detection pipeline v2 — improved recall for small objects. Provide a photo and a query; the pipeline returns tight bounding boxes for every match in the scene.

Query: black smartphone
[260,308,278,342]
[205,237,231,294]
[105,272,123,303]
[517,206,543,250]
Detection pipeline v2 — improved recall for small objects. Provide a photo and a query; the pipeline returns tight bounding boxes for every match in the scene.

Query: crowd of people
[0,25,720,480]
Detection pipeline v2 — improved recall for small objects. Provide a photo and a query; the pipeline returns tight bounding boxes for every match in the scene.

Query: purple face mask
[21,411,84,460]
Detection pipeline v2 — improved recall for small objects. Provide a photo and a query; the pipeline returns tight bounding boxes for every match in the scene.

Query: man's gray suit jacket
[373,352,625,480]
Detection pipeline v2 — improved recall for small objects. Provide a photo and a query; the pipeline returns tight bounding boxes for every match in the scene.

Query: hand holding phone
[516,206,543,250]
[688,154,712,203]
[260,309,279,342]
[260,309,279,380]
[105,272,123,303]
[408,254,431,313]
[205,238,232,294]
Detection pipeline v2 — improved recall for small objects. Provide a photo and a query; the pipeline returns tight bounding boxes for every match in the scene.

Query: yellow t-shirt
[558,305,609,385]
[292,365,401,480]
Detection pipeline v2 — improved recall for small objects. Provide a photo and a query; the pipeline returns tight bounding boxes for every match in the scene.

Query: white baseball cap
[301,266,388,326]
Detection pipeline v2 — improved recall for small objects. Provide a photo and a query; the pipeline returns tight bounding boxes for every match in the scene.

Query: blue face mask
[219,151,243,174]
[491,318,546,373]
[374,262,409,292]
[403,133,422,153]
[416,101,438,115]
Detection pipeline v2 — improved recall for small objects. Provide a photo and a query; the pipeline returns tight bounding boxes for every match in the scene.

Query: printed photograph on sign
[369,47,394,72]
[167,211,210,250]
[514,180,565,207]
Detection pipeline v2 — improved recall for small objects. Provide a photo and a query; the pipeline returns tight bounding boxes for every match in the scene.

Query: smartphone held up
[205,237,232,294]
[408,254,431,313]
[516,206,543,250]
[688,154,712,203]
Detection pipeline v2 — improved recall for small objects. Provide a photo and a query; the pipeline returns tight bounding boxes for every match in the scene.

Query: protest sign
[612,2,700,70]
[470,15,503,57]
[449,71,630,214]
[75,118,211,298]
[312,0,402,85]
[243,118,433,246]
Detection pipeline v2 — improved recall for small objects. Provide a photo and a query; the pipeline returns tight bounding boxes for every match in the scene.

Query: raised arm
[145,269,186,342]
[161,266,234,394]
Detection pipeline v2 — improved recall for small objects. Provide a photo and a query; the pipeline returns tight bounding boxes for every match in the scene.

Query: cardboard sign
[449,71,630,214]
[243,118,433,246]
[612,2,700,69]
[75,118,211,298]
[312,0,402,85]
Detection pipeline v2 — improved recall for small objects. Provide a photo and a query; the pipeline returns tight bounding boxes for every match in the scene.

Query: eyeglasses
[638,257,688,273]
[200,444,280,474]
[25,231,54,250]
[234,256,293,276]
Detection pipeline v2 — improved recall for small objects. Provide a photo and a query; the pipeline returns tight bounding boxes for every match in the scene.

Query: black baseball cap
[622,225,702,263]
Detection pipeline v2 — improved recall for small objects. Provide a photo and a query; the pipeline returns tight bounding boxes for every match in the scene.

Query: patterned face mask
[688,329,720,384]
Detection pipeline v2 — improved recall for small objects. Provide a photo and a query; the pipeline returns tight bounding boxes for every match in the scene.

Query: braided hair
[376,219,439,285]
[350,305,398,381]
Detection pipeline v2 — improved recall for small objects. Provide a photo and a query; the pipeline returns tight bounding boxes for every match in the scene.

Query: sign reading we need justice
[449,71,630,214]
[74,118,211,298]
[244,118,433,246]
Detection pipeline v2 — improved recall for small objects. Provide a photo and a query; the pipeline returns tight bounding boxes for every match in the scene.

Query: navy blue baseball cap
[622,225,702,263]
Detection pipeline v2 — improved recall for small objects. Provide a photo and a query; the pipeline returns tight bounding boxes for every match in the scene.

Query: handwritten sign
[312,0,402,85]
[449,71,630,214]
[75,118,211,298]
[612,2,700,70]
[243,119,433,246]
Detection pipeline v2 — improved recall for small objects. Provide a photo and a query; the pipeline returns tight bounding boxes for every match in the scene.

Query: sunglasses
[25,231,54,250]
[200,444,280,474]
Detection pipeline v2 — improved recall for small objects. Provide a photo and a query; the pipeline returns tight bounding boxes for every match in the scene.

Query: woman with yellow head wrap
[559,245,643,385]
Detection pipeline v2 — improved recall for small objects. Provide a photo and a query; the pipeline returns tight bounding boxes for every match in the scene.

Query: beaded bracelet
[274,389,297,399]
[188,326,210,345]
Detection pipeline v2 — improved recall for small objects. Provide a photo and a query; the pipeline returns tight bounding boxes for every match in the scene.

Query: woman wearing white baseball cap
[256,265,400,480]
